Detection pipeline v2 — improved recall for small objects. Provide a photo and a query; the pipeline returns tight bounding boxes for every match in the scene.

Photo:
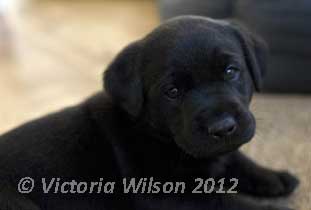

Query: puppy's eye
[224,66,240,81]
[165,87,179,99]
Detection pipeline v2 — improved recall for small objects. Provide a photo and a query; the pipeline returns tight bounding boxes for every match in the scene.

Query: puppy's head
[104,16,267,158]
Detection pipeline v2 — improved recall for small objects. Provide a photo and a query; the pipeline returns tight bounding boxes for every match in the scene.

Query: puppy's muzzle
[195,112,238,140]
[207,115,237,139]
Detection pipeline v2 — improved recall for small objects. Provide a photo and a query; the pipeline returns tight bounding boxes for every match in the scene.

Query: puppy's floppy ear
[104,41,144,117]
[230,22,268,91]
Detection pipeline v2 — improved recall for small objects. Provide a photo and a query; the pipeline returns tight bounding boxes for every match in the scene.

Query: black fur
[0,16,298,210]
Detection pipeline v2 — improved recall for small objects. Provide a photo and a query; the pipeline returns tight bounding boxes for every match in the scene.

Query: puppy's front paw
[248,170,299,197]
[276,171,300,196]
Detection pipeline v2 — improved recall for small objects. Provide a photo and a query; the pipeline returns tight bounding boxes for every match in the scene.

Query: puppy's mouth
[174,136,248,159]
[172,116,256,158]
[174,133,252,159]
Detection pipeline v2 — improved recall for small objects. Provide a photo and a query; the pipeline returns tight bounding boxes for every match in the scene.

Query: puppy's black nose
[208,116,237,139]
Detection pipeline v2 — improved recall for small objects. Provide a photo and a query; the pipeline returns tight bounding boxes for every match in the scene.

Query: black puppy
[0,16,298,210]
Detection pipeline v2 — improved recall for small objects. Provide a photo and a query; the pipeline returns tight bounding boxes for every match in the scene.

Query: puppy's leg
[219,151,299,197]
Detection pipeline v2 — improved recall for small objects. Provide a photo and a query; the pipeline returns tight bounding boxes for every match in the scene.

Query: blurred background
[0,0,310,209]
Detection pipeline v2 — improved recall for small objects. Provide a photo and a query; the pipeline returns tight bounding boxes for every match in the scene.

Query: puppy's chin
[173,127,255,159]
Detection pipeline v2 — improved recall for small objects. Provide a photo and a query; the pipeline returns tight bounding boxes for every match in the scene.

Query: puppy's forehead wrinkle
[163,35,241,74]
[164,48,243,84]
[142,16,245,81]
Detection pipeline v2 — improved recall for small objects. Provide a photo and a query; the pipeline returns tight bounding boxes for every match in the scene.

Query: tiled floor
[0,0,310,209]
